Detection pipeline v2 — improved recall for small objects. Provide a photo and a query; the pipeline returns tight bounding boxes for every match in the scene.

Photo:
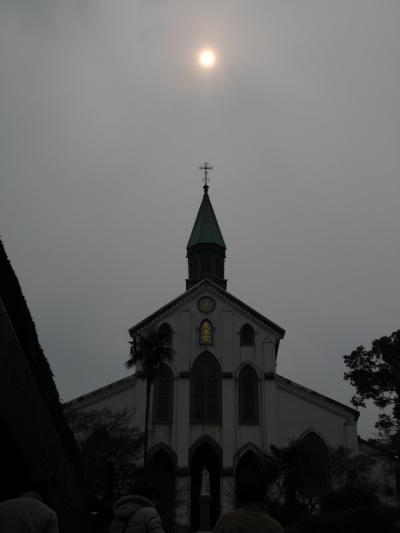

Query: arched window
[298,432,330,496]
[153,363,174,423]
[235,450,262,480]
[238,365,259,424]
[158,323,173,346]
[190,352,222,424]
[199,319,214,346]
[240,324,255,346]
[190,439,221,529]
[146,447,176,530]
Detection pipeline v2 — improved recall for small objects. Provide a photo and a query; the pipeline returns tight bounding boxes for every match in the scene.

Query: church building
[65,168,361,531]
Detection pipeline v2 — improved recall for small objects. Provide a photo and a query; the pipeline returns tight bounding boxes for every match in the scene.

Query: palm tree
[125,327,173,464]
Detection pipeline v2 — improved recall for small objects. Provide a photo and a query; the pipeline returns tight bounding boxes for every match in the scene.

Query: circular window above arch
[197,296,216,313]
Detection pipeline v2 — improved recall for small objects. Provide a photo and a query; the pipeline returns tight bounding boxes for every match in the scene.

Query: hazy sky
[1,1,399,438]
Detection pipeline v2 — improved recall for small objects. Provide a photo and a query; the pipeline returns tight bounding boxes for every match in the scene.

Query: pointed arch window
[240,324,255,346]
[298,432,329,496]
[238,365,259,424]
[190,352,222,424]
[199,319,214,346]
[158,323,173,346]
[153,363,174,423]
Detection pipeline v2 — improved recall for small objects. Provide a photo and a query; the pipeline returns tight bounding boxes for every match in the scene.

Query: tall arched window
[190,352,222,424]
[235,450,262,481]
[238,365,259,424]
[199,319,214,346]
[298,432,330,496]
[153,363,174,423]
[240,324,255,346]
[146,447,176,531]
[158,323,173,346]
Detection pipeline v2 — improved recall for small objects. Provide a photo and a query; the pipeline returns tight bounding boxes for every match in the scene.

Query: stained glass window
[199,319,214,346]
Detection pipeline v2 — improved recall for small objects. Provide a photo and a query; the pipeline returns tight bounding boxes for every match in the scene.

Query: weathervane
[199,161,213,192]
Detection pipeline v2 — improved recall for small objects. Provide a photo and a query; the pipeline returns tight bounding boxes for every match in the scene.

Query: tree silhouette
[344,329,400,456]
[126,327,173,464]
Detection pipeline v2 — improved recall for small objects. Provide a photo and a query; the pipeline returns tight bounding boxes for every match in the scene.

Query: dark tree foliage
[66,407,143,503]
[0,238,82,480]
[344,330,400,454]
[286,506,399,533]
[263,441,329,523]
[126,327,174,463]
[263,443,379,527]
[321,446,378,512]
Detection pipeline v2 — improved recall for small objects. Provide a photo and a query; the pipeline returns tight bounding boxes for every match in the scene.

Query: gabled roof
[129,279,285,337]
[276,375,359,420]
[187,189,226,249]
[63,375,136,411]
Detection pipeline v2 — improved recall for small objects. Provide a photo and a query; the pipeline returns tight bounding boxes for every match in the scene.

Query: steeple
[186,163,227,290]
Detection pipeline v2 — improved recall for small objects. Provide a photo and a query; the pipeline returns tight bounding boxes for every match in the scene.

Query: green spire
[187,186,226,249]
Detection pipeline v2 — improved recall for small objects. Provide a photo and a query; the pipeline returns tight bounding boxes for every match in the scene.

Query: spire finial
[199,161,213,192]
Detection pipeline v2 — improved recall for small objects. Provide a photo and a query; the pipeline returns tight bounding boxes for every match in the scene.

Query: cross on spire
[199,161,213,192]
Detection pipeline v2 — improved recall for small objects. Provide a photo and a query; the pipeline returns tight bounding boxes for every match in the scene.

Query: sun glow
[198,49,217,69]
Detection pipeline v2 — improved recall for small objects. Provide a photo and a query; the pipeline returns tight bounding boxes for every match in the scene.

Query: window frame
[152,363,174,424]
[239,324,255,347]
[158,322,173,346]
[199,319,214,346]
[238,364,259,425]
[190,352,222,424]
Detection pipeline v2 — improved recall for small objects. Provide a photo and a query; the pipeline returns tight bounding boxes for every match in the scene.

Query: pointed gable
[129,279,285,338]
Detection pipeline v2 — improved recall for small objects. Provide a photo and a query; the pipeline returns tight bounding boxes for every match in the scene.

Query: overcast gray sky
[1,1,399,438]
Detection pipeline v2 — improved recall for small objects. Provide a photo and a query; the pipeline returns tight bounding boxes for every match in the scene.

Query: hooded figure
[214,466,283,533]
[110,485,165,533]
[0,477,59,533]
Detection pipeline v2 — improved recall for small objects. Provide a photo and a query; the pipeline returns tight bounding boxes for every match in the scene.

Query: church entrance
[235,449,264,506]
[235,449,261,480]
[190,439,221,531]
[145,448,176,533]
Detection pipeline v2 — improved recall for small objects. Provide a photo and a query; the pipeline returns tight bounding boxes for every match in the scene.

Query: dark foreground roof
[0,237,82,476]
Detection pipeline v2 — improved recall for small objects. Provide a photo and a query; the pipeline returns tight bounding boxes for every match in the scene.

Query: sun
[198,49,217,69]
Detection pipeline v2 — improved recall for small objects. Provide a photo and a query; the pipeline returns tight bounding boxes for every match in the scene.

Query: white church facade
[65,176,361,531]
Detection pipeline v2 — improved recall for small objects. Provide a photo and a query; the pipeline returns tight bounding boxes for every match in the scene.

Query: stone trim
[179,371,190,378]
[222,372,233,379]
